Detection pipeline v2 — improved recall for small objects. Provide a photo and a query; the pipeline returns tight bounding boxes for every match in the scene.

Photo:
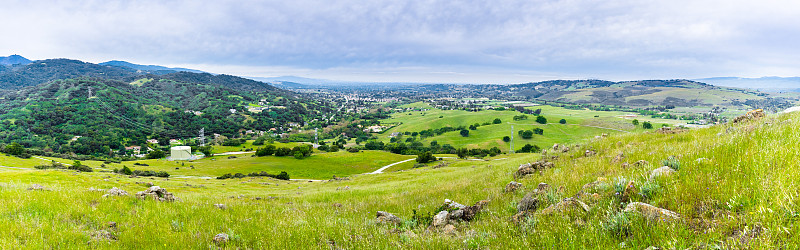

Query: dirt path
[368,158,416,174]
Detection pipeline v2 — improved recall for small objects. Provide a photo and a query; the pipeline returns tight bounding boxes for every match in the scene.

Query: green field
[378,104,679,150]
[27,150,415,180]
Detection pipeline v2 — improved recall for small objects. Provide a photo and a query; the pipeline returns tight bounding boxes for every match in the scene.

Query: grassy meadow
[379,103,678,151]
[30,150,414,180]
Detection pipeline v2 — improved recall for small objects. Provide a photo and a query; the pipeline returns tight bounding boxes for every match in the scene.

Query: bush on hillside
[416,151,437,163]
[274,147,292,156]
[535,116,547,124]
[146,150,165,159]
[255,145,276,156]
[518,144,540,153]
[662,156,680,170]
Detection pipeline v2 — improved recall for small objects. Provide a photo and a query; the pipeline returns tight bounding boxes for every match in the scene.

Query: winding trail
[368,156,509,174]
[368,158,416,174]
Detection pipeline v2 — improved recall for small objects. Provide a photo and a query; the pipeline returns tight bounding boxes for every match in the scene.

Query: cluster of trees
[34,160,92,172]
[392,117,503,141]
[113,166,169,177]
[517,144,541,153]
[217,171,289,180]
[456,147,503,158]
[255,144,314,159]
[416,151,438,163]
[518,128,544,139]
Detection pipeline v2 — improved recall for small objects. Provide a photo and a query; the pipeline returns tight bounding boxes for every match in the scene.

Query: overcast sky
[2,0,799,83]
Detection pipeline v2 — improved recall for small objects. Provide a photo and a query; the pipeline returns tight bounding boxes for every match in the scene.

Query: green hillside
[378,104,678,151]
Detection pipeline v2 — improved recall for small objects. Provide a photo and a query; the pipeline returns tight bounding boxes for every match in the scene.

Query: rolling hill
[0,54,32,65]
[99,60,205,74]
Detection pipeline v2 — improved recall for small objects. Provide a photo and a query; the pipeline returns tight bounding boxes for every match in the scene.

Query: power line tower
[510,125,515,153]
[199,128,205,146]
[314,128,318,145]
[88,87,92,98]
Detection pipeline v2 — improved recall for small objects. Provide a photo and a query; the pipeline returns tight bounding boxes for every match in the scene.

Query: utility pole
[199,128,205,146]
[510,125,515,153]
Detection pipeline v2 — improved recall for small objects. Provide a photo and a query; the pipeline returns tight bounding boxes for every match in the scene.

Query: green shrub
[274,147,292,156]
[255,145,276,156]
[416,151,437,163]
[535,116,547,124]
[662,156,680,170]
[603,211,632,238]
[639,180,661,201]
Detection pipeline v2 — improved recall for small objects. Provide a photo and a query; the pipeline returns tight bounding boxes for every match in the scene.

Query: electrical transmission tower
[510,125,515,153]
[88,87,92,98]
[199,128,205,146]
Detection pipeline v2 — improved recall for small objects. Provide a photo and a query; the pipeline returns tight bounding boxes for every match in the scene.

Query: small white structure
[170,146,192,161]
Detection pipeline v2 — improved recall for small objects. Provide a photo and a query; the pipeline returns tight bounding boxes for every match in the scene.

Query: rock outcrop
[650,166,677,178]
[135,186,177,202]
[515,160,554,178]
[102,187,129,197]
[375,211,401,225]
[541,198,590,216]
[504,181,522,193]
[213,233,229,245]
[732,109,765,123]
[623,202,680,222]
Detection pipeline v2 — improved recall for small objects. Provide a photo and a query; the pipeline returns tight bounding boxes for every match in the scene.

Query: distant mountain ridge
[0,55,32,66]
[99,60,205,74]
[697,77,800,92]
[0,58,281,93]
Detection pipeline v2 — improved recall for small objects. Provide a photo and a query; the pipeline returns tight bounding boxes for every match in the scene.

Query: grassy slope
[379,104,677,150]
[2,112,799,248]
[31,150,413,180]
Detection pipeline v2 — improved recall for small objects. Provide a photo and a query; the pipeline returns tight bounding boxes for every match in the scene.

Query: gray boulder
[623,202,680,222]
[432,211,449,227]
[102,187,129,197]
[650,166,677,178]
[135,186,177,202]
[375,211,401,225]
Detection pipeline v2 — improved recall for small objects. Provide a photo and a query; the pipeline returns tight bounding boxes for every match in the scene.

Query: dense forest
[0,75,333,157]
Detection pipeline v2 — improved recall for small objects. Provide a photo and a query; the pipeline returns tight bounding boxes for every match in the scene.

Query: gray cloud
[1,0,799,82]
